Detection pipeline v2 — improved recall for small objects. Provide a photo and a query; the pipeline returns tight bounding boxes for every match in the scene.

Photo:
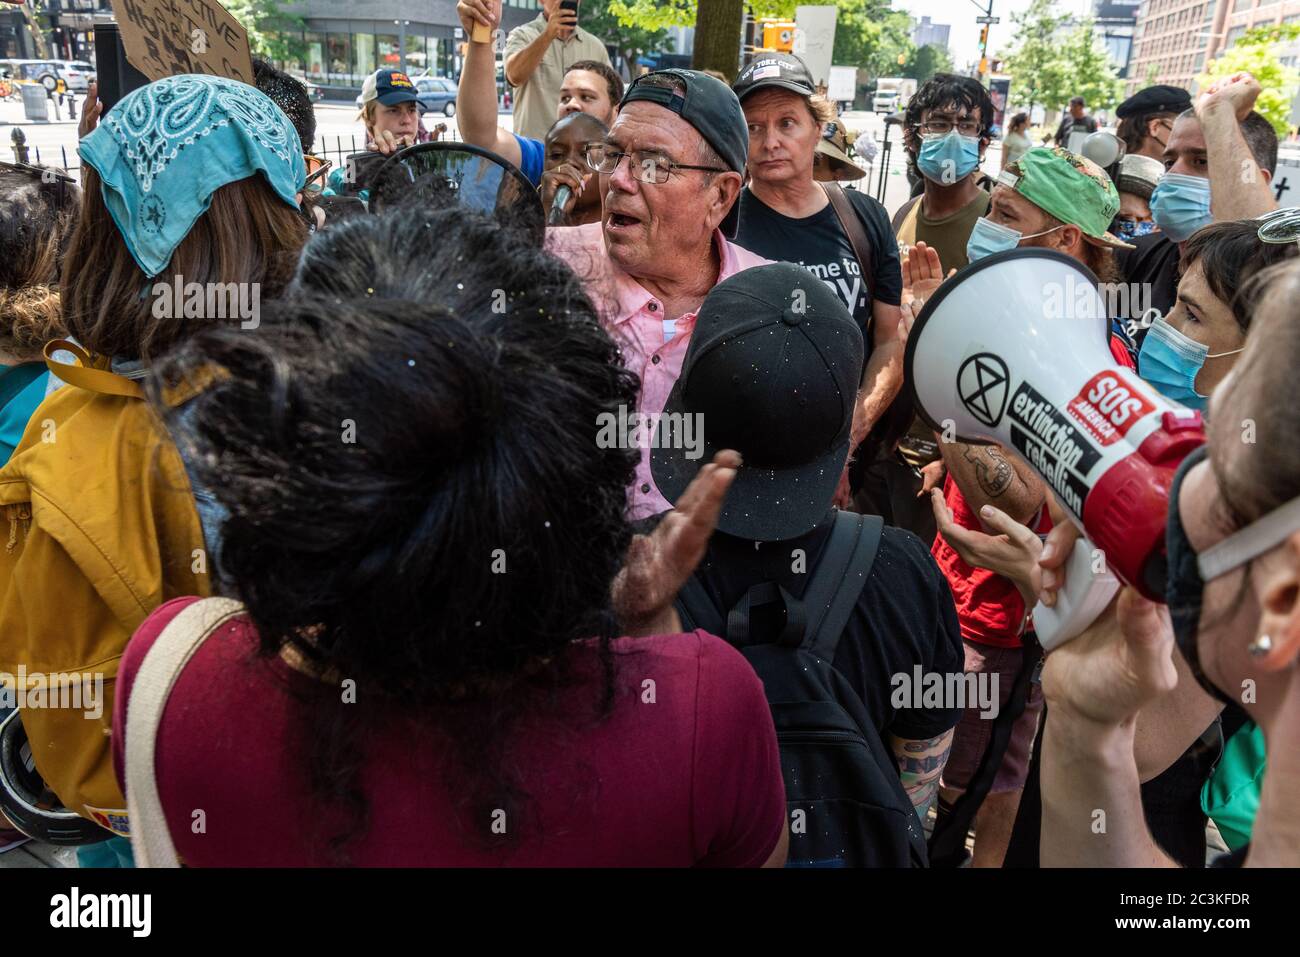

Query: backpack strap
[125,596,245,868]
[928,636,1043,867]
[43,339,144,400]
[725,580,806,648]
[675,574,726,637]
[822,182,875,304]
[801,511,884,661]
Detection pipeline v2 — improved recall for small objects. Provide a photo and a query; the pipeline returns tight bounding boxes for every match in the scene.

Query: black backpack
[675,512,928,868]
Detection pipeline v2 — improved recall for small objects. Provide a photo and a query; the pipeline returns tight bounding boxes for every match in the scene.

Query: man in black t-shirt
[1053,97,1098,152]
[651,264,963,825]
[736,186,902,352]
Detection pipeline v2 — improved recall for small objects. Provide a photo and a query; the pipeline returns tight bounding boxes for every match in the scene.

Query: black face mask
[1166,445,1236,706]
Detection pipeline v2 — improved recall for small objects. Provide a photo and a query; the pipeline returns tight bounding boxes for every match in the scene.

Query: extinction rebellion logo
[958,353,1010,428]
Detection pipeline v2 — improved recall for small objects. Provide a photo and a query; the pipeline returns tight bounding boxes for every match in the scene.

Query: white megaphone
[1081,129,1124,170]
[905,249,1206,649]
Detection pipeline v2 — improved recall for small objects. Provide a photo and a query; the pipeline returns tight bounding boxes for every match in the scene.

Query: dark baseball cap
[621,69,748,237]
[732,53,816,102]
[1116,84,1192,119]
[360,69,420,110]
[651,263,864,542]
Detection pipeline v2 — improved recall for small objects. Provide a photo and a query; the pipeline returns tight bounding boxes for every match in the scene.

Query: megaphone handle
[1032,537,1120,652]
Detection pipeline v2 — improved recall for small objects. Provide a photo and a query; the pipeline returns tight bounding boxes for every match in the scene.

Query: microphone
[548,184,572,226]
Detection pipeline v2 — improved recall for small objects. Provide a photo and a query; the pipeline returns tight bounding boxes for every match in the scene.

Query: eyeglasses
[915,117,982,137]
[582,144,728,185]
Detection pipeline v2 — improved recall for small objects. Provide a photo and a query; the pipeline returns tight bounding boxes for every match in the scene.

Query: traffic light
[897,53,906,66]
[761,20,796,53]
[979,25,989,53]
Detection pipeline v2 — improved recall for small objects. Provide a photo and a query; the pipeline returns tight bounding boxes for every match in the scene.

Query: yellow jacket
[0,343,209,835]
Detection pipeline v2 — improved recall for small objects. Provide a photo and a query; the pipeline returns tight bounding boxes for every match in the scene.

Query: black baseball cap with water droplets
[652,263,864,542]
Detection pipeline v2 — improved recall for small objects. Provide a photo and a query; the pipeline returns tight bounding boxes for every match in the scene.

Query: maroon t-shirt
[113,597,786,866]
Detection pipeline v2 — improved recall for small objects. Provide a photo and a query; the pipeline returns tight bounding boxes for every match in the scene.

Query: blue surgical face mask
[965,216,1063,263]
[1149,172,1212,242]
[1137,315,1242,410]
[917,130,981,184]
[1115,218,1159,240]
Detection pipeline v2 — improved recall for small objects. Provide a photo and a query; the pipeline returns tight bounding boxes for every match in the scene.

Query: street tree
[1003,0,1069,115]
[903,43,954,84]
[1197,23,1300,136]
[228,0,306,67]
[582,0,671,74]
[1061,17,1123,113]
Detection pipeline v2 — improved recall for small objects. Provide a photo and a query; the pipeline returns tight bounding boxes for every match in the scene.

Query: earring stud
[1248,634,1273,659]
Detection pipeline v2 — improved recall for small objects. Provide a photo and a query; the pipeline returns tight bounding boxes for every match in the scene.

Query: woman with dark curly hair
[0,163,79,465]
[112,208,788,867]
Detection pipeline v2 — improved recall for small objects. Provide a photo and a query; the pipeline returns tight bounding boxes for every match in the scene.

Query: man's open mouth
[607,212,642,229]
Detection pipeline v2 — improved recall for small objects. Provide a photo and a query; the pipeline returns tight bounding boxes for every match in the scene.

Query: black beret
[1116,84,1192,119]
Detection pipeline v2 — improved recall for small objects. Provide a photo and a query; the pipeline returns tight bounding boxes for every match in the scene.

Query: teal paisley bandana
[79,74,306,277]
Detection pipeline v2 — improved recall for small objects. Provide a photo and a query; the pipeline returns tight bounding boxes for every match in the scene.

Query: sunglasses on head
[1256,206,1300,244]
[304,154,332,190]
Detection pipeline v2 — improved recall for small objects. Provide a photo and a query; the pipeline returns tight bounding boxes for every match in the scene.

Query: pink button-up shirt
[547,222,770,521]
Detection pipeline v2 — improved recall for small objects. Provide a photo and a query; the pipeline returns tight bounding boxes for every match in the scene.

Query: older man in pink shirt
[546,69,769,520]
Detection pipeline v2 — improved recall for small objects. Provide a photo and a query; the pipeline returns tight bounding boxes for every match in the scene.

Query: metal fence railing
[5,128,467,185]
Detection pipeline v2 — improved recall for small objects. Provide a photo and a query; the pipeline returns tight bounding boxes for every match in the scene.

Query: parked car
[55,60,95,92]
[0,59,62,92]
[416,76,457,117]
[19,60,63,92]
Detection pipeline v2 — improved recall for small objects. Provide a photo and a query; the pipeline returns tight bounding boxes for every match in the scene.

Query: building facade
[1094,0,1140,78]
[1128,0,1300,96]
[912,15,950,50]
[281,0,538,97]
[2,1,114,61]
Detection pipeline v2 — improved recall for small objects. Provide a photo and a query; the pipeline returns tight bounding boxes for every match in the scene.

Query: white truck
[873,77,916,114]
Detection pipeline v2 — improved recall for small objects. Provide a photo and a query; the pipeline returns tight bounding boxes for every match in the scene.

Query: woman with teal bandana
[1138,219,1298,411]
[0,75,308,869]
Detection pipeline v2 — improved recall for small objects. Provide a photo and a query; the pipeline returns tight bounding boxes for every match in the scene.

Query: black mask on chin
[1166,445,1236,706]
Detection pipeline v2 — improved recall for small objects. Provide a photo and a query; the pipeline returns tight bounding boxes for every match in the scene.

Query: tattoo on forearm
[896,737,953,821]
[962,445,1017,499]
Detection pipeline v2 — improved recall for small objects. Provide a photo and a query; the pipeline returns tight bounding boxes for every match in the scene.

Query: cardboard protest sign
[109,0,254,86]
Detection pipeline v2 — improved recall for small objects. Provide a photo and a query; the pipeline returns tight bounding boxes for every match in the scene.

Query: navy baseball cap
[358,69,419,118]
[652,263,864,542]
[621,69,748,237]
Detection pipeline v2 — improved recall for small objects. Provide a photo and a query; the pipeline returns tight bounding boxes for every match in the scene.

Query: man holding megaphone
[918,146,1138,867]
